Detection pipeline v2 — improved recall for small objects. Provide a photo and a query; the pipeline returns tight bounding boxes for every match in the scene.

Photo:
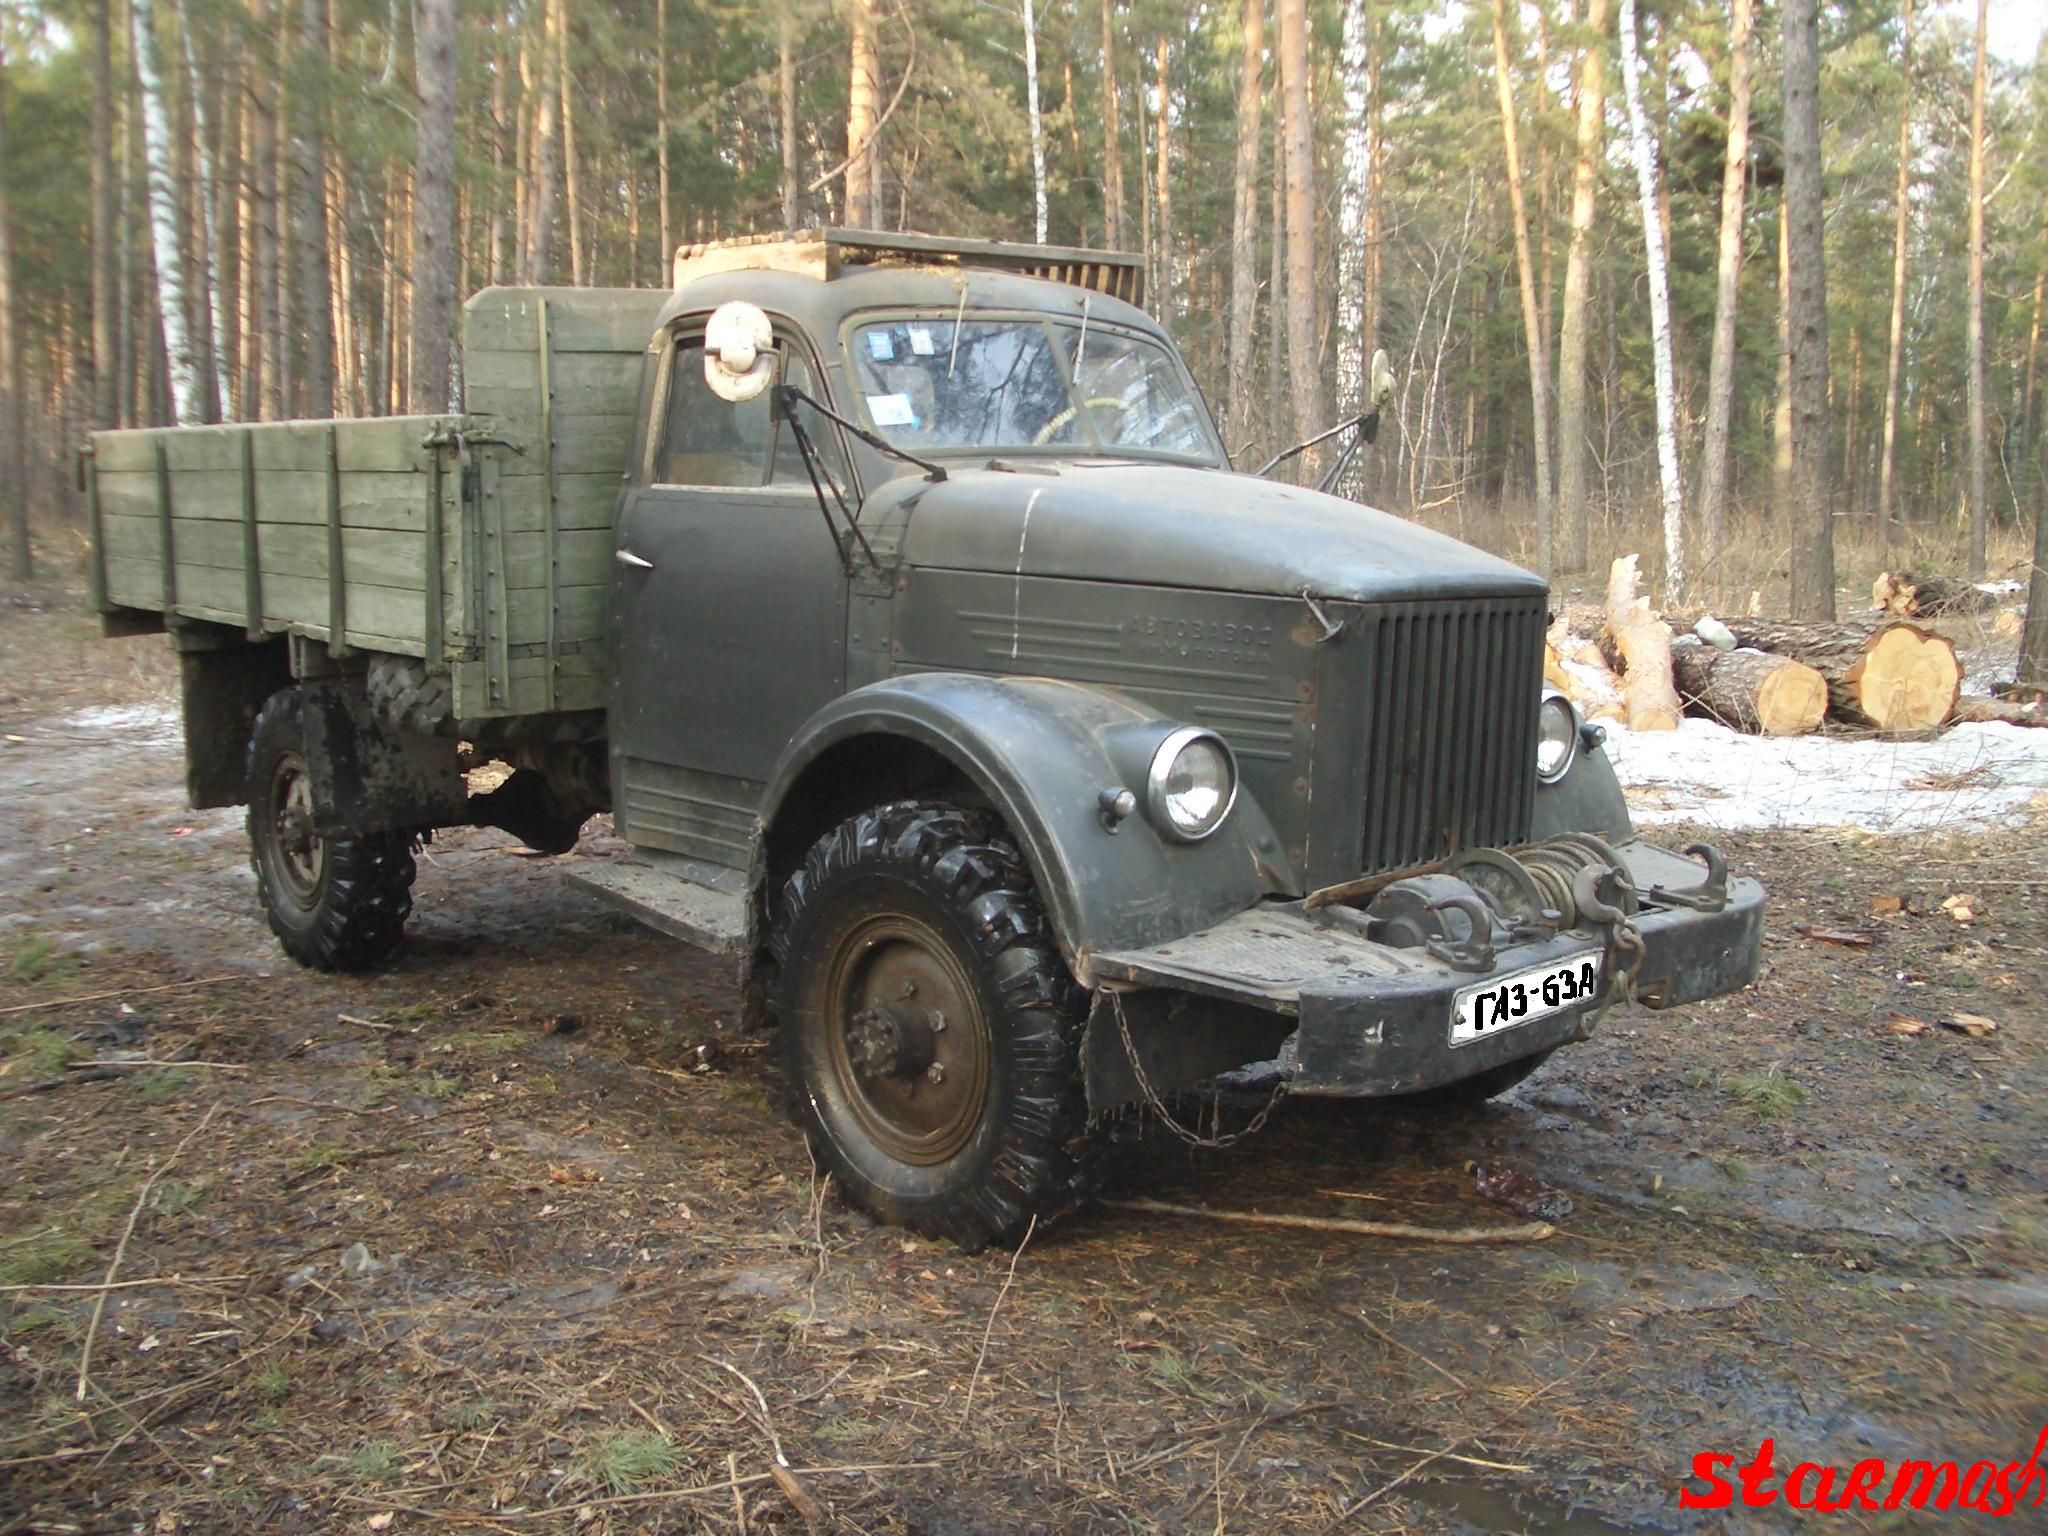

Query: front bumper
[1088,839,1765,1100]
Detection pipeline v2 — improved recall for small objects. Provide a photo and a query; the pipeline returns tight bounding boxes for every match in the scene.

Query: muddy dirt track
[4,595,2046,1535]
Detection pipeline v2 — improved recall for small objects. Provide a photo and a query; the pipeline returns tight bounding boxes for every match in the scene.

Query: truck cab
[94,230,1765,1250]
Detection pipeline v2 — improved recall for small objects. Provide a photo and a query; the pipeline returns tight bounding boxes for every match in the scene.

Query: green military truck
[90,229,1763,1247]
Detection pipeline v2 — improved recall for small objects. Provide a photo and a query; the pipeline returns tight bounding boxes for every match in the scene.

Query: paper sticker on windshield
[867,330,896,361]
[907,325,937,356]
[867,393,916,427]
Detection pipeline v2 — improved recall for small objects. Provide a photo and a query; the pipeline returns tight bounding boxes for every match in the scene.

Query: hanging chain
[1107,989,1288,1150]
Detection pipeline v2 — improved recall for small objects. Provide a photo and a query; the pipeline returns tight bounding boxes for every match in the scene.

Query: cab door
[609,325,853,866]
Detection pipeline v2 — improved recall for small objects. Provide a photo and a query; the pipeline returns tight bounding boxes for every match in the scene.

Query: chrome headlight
[1146,727,1238,841]
[1536,689,1579,783]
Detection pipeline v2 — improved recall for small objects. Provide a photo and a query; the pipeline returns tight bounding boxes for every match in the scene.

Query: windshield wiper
[1255,406,1384,492]
[776,383,948,483]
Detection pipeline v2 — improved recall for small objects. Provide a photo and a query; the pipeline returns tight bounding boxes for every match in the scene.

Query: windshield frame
[835,307,1227,468]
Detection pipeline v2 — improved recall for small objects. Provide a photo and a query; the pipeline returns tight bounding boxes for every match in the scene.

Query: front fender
[760,674,1292,981]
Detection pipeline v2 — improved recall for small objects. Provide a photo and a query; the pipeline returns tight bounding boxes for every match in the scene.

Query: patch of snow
[1603,718,2048,833]
[60,704,183,747]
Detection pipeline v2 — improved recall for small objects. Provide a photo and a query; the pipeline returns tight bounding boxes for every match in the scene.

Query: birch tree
[1696,0,1753,580]
[132,0,209,424]
[409,0,457,411]
[1338,0,1370,421]
[1965,0,1988,579]
[177,1,226,420]
[1226,0,1263,456]
[1781,0,1834,618]
[1617,0,1683,597]
[1556,0,1609,574]
[1490,0,1554,570]
[1023,0,1047,244]
[1877,0,1914,545]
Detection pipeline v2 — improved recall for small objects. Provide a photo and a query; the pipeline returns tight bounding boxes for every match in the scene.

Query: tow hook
[1572,865,1646,1036]
[1648,841,1729,913]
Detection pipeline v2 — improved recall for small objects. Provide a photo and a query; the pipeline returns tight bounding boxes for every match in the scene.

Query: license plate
[1451,954,1603,1047]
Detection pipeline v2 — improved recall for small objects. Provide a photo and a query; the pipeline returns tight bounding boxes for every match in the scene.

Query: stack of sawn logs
[1542,555,2011,738]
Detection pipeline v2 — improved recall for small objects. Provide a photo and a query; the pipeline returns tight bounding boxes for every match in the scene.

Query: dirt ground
[3,589,2045,1536]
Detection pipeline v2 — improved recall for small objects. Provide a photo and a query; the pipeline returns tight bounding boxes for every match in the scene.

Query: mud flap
[301,682,466,837]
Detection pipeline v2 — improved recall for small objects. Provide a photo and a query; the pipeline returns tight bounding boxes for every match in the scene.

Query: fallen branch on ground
[1101,1197,1556,1243]
[0,975,240,1017]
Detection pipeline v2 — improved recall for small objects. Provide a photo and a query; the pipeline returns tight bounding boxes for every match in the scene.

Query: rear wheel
[768,802,1094,1248]
[245,689,417,971]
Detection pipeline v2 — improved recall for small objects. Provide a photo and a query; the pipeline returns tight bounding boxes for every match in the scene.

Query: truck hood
[885,461,1546,604]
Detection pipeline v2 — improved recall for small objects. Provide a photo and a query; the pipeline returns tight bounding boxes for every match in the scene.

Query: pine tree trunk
[846,0,879,227]
[1697,0,1751,584]
[1877,0,1914,547]
[1556,0,1609,575]
[558,1,582,286]
[1266,101,1285,456]
[1965,0,1988,580]
[1099,0,1124,249]
[2020,384,2048,688]
[1276,0,1326,460]
[91,0,119,432]
[290,0,333,415]
[526,0,560,282]
[777,3,795,230]
[1772,196,1791,529]
[1781,0,1833,619]
[1337,0,1368,424]
[1490,0,1554,572]
[1226,0,1263,458]
[409,0,456,411]
[1617,0,1684,599]
[0,43,27,581]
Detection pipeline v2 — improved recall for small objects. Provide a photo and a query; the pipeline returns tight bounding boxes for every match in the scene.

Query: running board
[563,850,747,956]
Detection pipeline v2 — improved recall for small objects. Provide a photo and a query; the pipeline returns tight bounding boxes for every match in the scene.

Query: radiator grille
[1357,595,1545,874]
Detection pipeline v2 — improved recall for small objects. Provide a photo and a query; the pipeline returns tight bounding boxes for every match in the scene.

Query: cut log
[1670,639,1828,735]
[1872,569,1996,618]
[1603,554,1682,731]
[1953,695,2048,728]
[1546,620,1626,721]
[1716,617,1959,732]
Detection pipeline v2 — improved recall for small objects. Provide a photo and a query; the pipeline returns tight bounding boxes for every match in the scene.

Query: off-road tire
[1405,1048,1556,1108]
[768,802,1094,1249]
[245,688,417,972]
[365,654,453,737]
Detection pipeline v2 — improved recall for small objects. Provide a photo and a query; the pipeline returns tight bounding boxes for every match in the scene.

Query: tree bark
[1152,35,1172,333]
[1670,640,1827,736]
[1024,0,1048,244]
[1490,0,1554,571]
[1276,0,1326,460]
[488,33,508,285]
[1781,0,1833,619]
[1715,617,1958,733]
[525,0,560,283]
[1965,0,1988,580]
[557,0,582,286]
[177,2,227,421]
[409,0,456,412]
[0,42,27,580]
[778,3,796,230]
[1877,0,1914,546]
[845,0,879,227]
[1617,0,1684,600]
[91,0,119,431]
[1338,0,1368,425]
[1697,0,1752,584]
[660,0,676,249]
[1100,0,1124,249]
[133,0,208,424]
[1226,0,1263,458]
[290,0,333,415]
[1556,0,1609,575]
[2022,394,2048,688]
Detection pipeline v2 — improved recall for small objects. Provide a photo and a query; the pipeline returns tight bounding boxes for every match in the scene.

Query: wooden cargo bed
[88,286,667,721]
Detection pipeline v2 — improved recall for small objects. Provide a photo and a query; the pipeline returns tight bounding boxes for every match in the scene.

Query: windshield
[846,314,1220,462]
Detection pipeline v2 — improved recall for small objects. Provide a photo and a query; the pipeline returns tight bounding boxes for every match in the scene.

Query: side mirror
[1370,348,1395,411]
[704,300,778,403]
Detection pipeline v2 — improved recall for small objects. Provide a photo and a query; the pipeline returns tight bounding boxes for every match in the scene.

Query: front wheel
[245,688,417,971]
[768,802,1094,1248]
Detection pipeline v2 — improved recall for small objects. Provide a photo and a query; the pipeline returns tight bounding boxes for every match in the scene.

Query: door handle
[615,549,655,571]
